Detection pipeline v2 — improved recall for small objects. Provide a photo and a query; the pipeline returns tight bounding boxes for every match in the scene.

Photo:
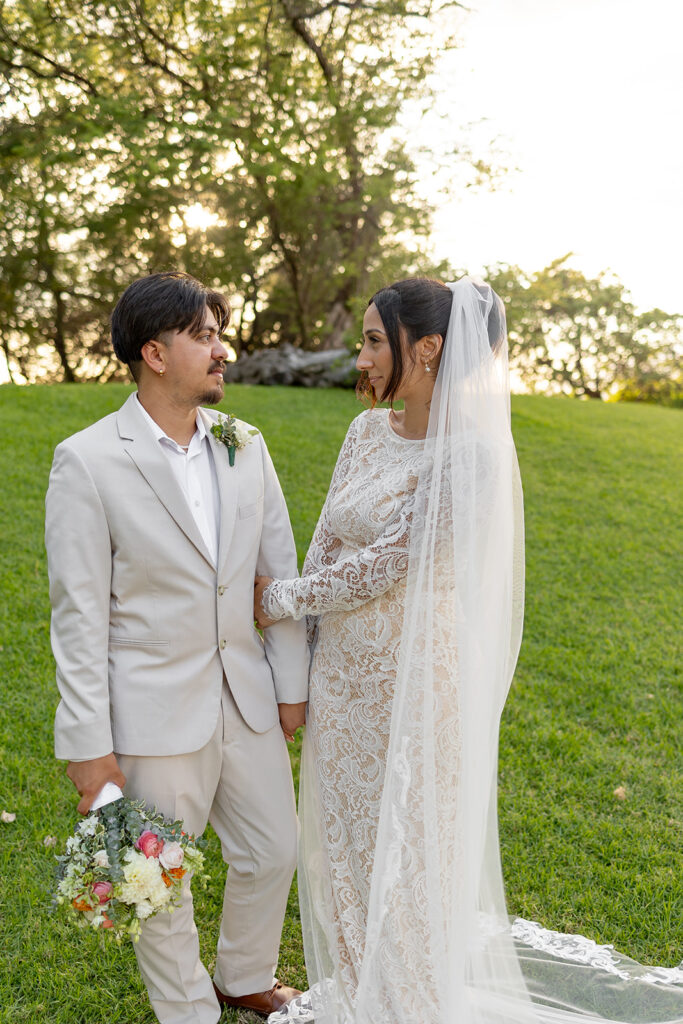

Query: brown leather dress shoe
[213,980,302,1017]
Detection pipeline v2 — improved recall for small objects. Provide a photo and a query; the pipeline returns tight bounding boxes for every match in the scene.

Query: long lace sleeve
[263,503,413,621]
[263,413,417,622]
[297,416,361,641]
[263,434,499,625]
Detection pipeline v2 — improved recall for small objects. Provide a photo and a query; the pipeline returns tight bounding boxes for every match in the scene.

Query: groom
[45,271,309,1023]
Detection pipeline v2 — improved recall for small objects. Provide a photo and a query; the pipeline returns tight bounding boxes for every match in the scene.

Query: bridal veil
[296,278,683,1024]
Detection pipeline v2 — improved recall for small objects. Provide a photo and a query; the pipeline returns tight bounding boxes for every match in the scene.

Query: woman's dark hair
[359,277,505,405]
[110,271,230,376]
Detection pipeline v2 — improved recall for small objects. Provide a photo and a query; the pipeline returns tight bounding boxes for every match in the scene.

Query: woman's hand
[254,575,277,628]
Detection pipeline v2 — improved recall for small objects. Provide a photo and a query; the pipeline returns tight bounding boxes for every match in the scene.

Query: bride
[254,277,683,1024]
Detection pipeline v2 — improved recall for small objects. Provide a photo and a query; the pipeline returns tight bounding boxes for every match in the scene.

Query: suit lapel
[199,408,238,578]
[116,394,215,569]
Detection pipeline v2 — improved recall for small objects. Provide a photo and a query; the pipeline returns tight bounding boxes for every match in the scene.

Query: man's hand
[277,702,307,743]
[66,753,126,814]
[254,575,276,628]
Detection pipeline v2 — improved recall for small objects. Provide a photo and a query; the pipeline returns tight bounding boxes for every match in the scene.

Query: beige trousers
[116,683,298,1024]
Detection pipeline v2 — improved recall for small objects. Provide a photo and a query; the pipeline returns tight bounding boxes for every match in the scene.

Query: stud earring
[159,368,165,376]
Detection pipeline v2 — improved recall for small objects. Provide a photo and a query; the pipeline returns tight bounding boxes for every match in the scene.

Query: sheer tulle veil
[295,278,683,1024]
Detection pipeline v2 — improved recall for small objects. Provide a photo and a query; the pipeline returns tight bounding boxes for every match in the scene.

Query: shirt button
[217,586,225,596]
[219,639,227,650]
[194,500,200,507]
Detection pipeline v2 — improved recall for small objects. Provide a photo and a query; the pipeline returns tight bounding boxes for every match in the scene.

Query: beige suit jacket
[46,393,309,761]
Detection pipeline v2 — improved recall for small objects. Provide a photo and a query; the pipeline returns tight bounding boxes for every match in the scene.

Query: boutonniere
[210,414,258,467]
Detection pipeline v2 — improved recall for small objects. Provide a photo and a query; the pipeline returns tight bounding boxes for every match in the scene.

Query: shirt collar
[135,394,207,449]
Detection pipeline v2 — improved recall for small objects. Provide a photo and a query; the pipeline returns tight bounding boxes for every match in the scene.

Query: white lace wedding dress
[266,405,421,1015]
[263,407,683,1024]
[265,408,423,1021]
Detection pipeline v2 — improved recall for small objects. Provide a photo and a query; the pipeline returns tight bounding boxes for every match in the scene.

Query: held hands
[66,753,126,815]
[278,701,307,743]
[254,577,305,739]
[254,575,277,628]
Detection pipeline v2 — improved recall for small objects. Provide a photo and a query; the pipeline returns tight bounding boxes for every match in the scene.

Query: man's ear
[140,339,166,376]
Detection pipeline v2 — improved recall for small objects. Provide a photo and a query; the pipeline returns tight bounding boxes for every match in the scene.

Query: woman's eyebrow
[364,328,387,338]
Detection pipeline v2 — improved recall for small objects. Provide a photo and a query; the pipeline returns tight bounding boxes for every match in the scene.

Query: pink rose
[159,842,184,871]
[92,881,113,905]
[136,830,165,858]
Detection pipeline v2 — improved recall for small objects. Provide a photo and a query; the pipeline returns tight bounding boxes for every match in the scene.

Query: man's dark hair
[111,271,231,376]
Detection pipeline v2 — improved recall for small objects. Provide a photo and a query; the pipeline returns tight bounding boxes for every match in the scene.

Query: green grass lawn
[0,383,681,1023]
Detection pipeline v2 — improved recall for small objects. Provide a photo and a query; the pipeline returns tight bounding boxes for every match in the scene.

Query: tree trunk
[36,187,76,382]
[52,288,76,382]
[321,299,354,351]
[0,331,17,384]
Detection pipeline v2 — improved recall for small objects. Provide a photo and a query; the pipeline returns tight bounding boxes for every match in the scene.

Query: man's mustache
[209,361,225,374]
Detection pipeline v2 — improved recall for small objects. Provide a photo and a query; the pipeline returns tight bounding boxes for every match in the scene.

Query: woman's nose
[356,346,373,371]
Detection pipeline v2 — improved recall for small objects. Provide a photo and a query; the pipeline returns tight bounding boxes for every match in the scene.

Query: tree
[486,257,682,400]
[0,0,464,381]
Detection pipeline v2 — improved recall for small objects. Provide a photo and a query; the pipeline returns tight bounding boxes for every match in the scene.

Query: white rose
[159,842,184,871]
[136,900,154,919]
[234,421,257,448]
[118,849,170,910]
[93,849,110,868]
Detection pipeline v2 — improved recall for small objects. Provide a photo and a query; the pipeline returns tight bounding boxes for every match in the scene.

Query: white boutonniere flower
[210,413,258,467]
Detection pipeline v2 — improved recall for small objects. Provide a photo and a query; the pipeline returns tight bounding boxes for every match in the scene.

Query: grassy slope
[0,384,680,1023]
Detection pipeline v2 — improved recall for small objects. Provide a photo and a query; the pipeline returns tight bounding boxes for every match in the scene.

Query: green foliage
[487,256,683,400]
[0,384,681,1022]
[0,0,465,381]
[610,375,683,407]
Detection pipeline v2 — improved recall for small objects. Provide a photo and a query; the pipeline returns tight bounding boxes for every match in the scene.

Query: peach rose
[135,830,165,858]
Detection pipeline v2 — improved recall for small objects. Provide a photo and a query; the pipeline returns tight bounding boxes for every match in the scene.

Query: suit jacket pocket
[238,496,263,519]
[109,637,169,646]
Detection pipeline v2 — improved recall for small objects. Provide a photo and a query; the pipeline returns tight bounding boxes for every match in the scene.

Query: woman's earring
[424,361,431,374]
[159,368,165,376]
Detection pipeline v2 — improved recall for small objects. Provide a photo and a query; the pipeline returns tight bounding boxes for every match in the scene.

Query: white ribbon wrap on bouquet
[90,783,124,811]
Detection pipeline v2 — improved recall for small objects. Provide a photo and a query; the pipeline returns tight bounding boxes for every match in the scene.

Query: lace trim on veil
[268,921,683,1023]
[511,918,683,987]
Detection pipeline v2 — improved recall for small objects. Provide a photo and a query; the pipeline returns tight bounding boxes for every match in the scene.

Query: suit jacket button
[219,639,227,650]
[217,586,225,596]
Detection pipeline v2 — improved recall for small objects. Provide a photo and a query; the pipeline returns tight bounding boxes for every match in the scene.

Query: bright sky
[426,0,683,313]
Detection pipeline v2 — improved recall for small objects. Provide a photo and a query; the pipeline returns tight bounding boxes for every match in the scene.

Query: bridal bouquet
[55,795,206,941]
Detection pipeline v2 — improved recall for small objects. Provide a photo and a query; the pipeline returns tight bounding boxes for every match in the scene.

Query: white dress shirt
[136,396,220,565]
